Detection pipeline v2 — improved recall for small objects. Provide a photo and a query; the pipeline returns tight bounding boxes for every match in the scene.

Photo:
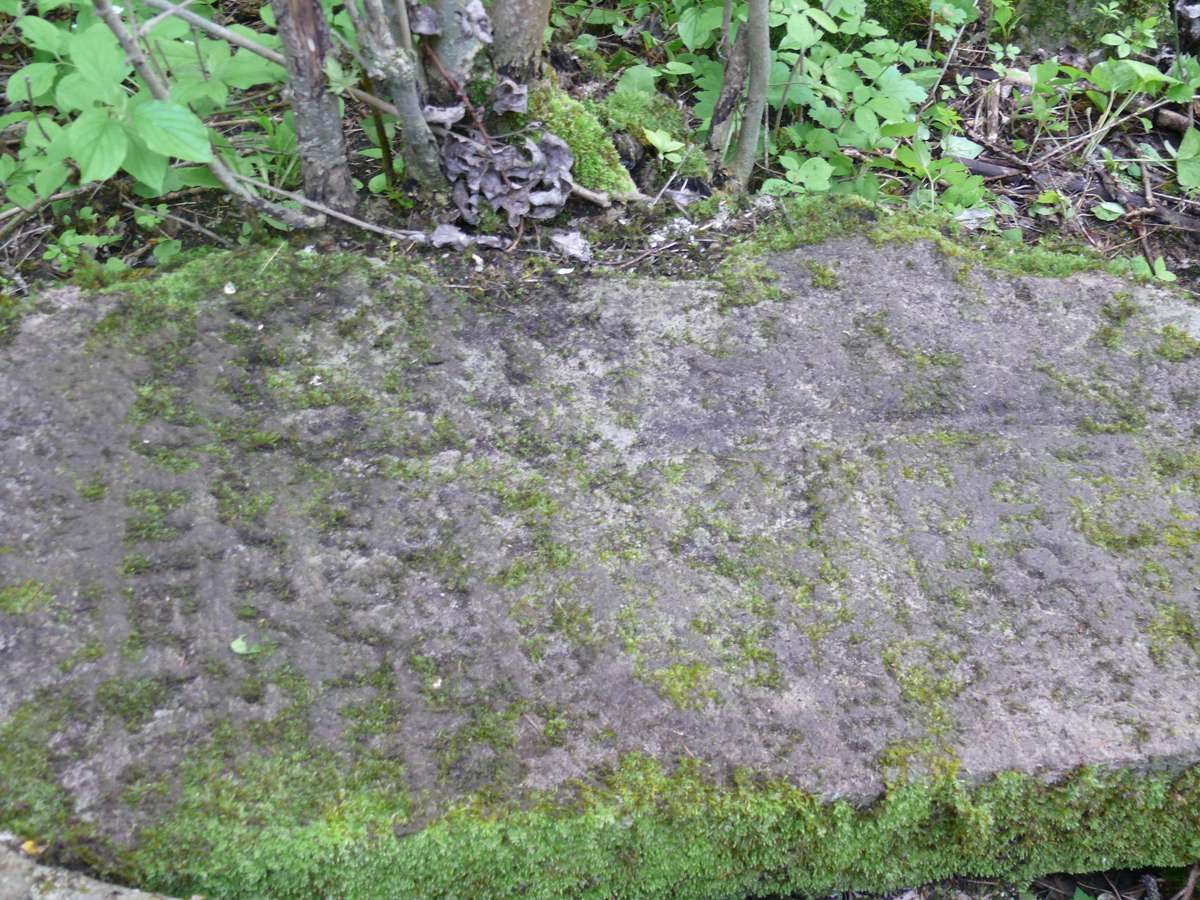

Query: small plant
[1096,5,1160,60]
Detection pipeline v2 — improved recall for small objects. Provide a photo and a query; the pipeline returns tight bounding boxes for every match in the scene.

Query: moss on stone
[723,196,1115,288]
[526,86,637,196]
[95,677,171,732]
[47,742,1200,899]
[0,579,53,615]
[1147,604,1200,665]
[1156,326,1200,362]
[651,662,718,709]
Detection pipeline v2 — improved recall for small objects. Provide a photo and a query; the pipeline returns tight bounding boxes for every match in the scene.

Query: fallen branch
[229,172,426,242]
[1168,863,1199,900]
[121,200,233,247]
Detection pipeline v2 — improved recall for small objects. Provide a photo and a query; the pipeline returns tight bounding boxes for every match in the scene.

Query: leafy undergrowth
[3,0,1199,298]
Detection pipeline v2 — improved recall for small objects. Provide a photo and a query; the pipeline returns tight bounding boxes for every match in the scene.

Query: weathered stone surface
[1,237,1198,893]
[0,844,176,899]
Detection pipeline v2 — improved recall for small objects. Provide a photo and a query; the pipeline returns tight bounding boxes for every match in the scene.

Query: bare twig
[1167,863,1199,900]
[229,172,426,241]
[137,0,194,36]
[121,200,233,247]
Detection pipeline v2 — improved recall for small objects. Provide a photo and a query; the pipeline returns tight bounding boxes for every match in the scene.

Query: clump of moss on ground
[527,86,637,196]
[591,87,711,181]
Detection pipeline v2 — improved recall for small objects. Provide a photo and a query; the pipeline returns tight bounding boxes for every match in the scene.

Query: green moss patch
[58,747,1200,898]
[0,579,54,615]
[527,86,637,196]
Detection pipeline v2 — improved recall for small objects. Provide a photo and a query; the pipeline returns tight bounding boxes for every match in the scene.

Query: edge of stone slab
[0,843,181,900]
[34,755,1198,899]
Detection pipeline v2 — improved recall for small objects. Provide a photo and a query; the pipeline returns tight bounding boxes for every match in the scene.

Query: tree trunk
[270,0,357,213]
[728,0,768,191]
[428,0,492,99]
[347,0,448,189]
[706,24,748,159]
[491,0,550,83]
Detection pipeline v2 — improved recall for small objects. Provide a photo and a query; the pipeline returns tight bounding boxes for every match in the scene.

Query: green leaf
[677,4,724,51]
[16,16,65,54]
[55,71,120,112]
[121,135,169,193]
[781,13,818,51]
[1153,256,1177,281]
[943,135,983,159]
[33,161,69,198]
[128,101,213,163]
[1177,129,1200,188]
[1179,127,1200,159]
[760,177,802,196]
[644,128,685,155]
[5,62,58,104]
[173,166,223,189]
[1091,201,1125,221]
[69,23,130,85]
[616,64,659,94]
[230,634,263,655]
[785,156,834,192]
[67,110,128,182]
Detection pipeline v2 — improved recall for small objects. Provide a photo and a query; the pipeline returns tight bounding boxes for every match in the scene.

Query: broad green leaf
[6,182,37,209]
[5,62,58,104]
[786,156,834,191]
[69,23,130,85]
[1178,127,1200,159]
[220,50,285,89]
[67,110,127,182]
[230,634,263,655]
[121,135,169,193]
[1091,201,1125,221]
[781,12,817,50]
[616,64,659,94]
[857,57,884,80]
[1090,59,1177,93]
[128,101,213,163]
[173,166,223,189]
[807,8,837,31]
[33,161,69,198]
[1177,156,1200,190]
[55,71,120,112]
[760,177,801,196]
[16,16,65,54]
[943,135,983,159]
[677,4,724,51]
[644,128,685,155]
